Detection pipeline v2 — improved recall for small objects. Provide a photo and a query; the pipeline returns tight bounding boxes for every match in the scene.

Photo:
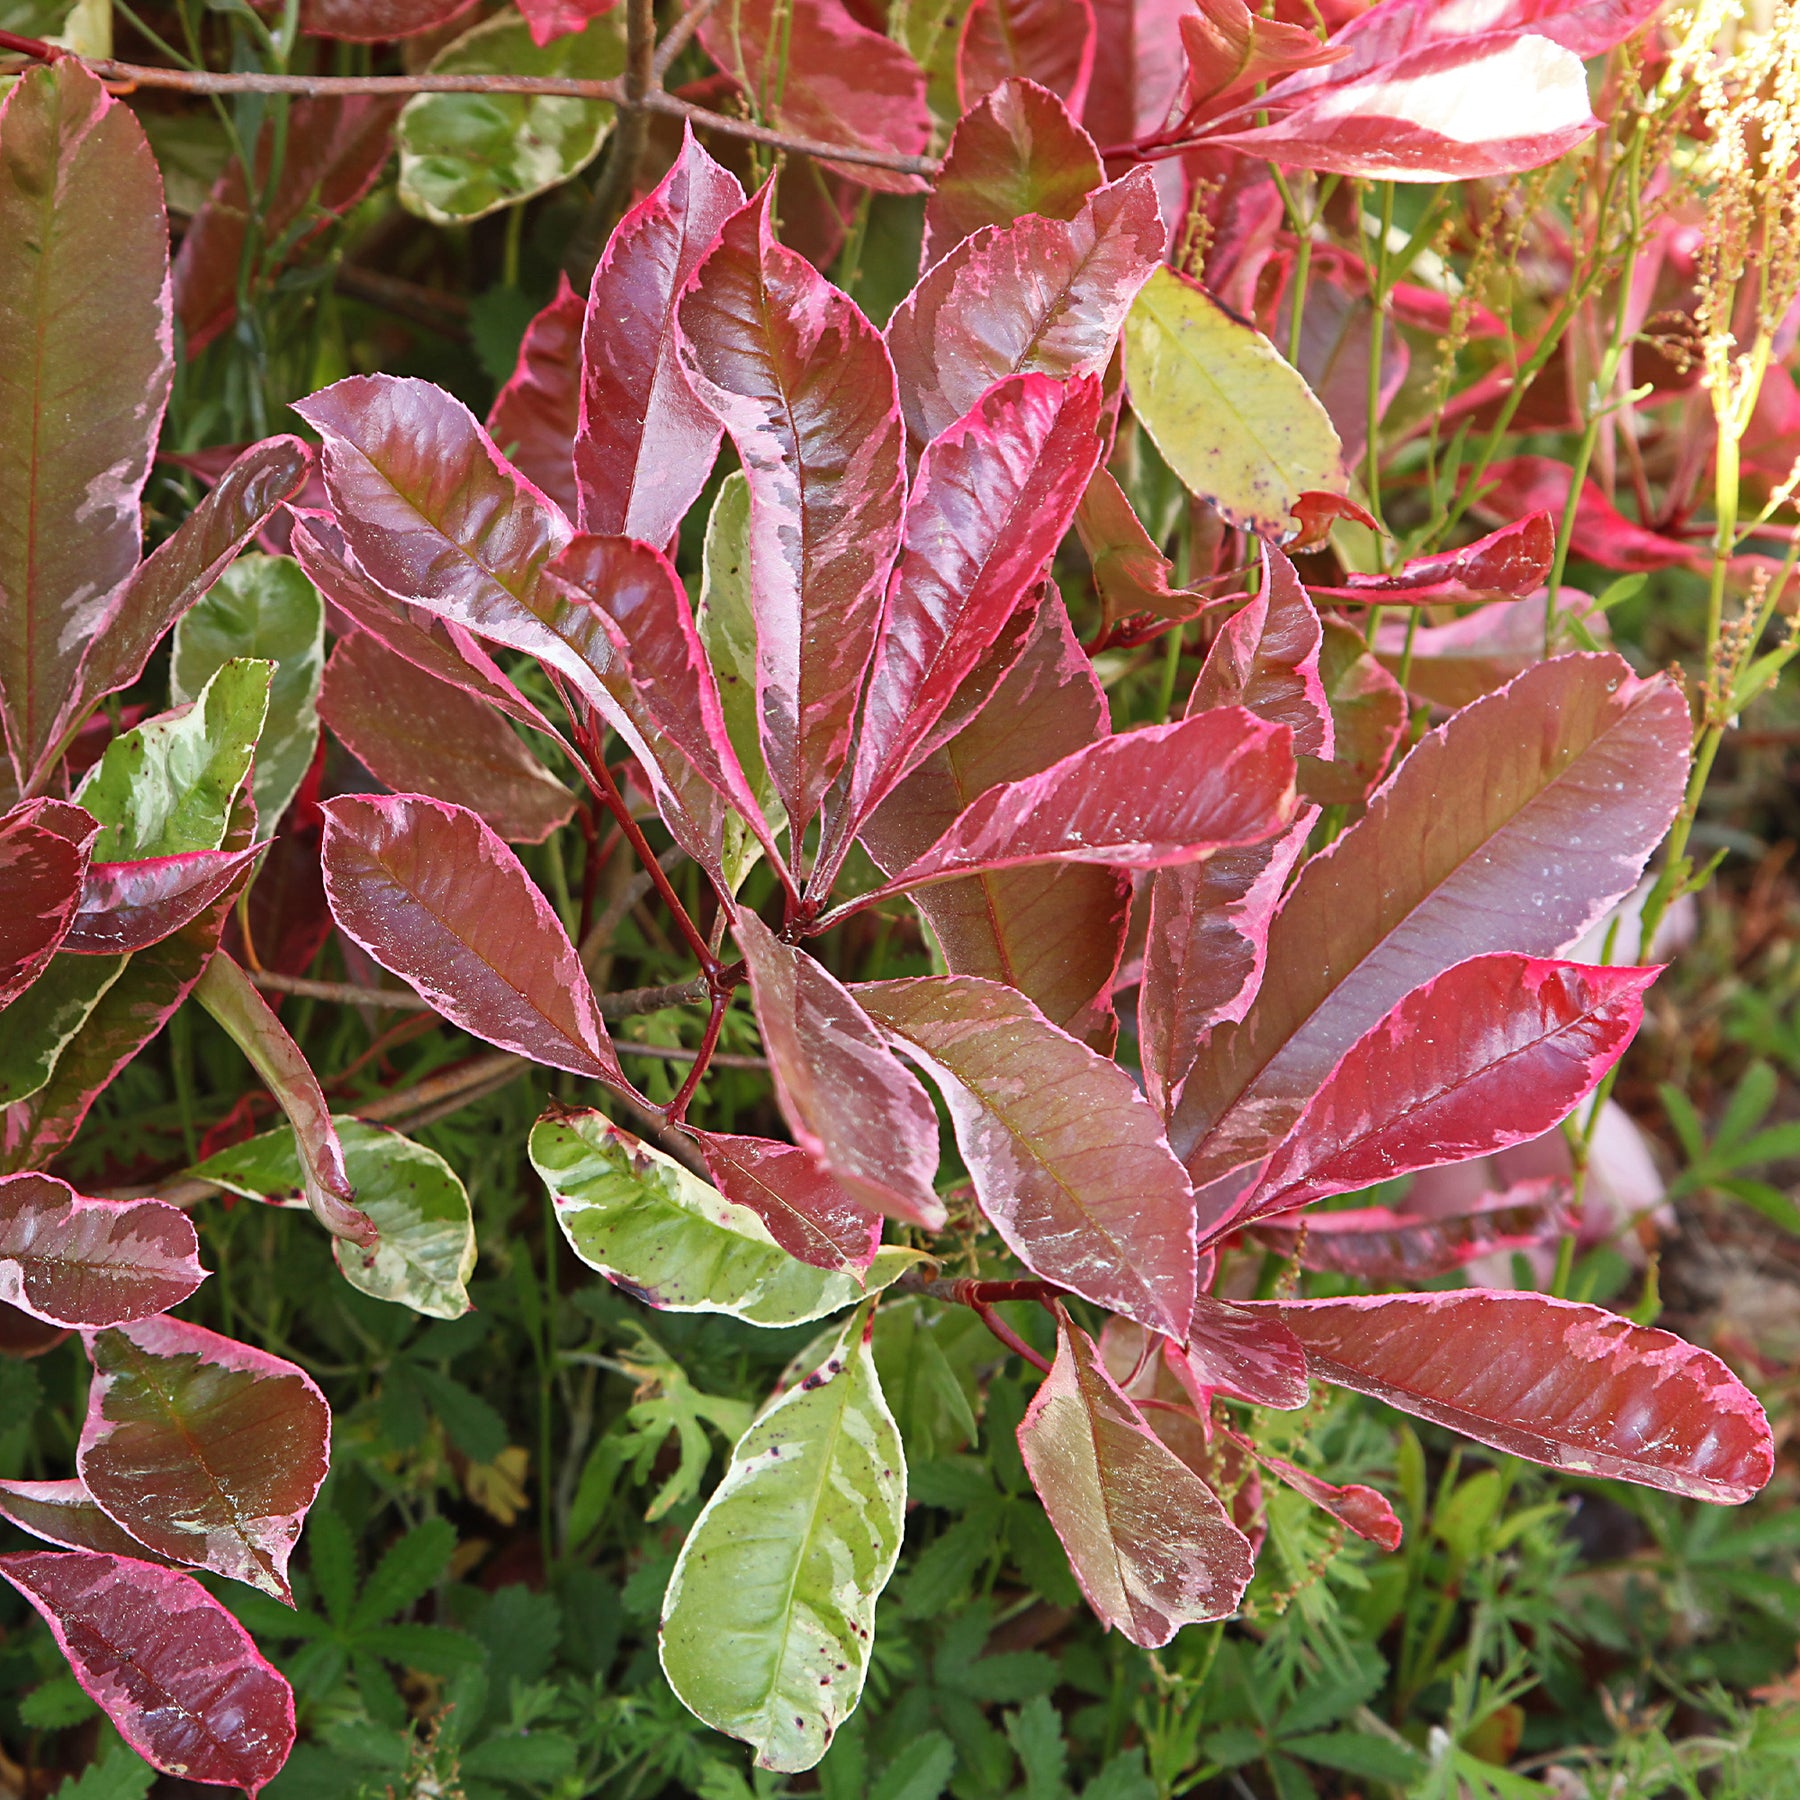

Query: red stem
[664,992,727,1123]
[973,1302,1053,1375]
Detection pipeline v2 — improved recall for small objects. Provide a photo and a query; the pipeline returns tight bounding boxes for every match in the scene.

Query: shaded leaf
[0,957,127,1109]
[859,975,1196,1337]
[693,1130,882,1275]
[660,1308,905,1771]
[1017,1311,1253,1649]
[79,1315,332,1599]
[63,847,262,957]
[0,1479,169,1560]
[0,1550,294,1795]
[1297,618,1406,806]
[301,0,476,37]
[1074,468,1231,645]
[0,801,95,1004]
[486,273,584,519]
[958,0,1096,116]
[1230,1436,1402,1550]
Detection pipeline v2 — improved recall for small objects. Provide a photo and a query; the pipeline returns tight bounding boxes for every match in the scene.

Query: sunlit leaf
[957,0,1096,116]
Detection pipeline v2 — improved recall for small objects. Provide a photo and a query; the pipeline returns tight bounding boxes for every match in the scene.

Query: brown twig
[652,0,718,80]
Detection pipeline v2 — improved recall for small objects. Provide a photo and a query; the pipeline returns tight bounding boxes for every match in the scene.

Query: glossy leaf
[79,1314,332,1598]
[0,1479,168,1559]
[486,274,584,520]
[1179,0,1347,110]
[1074,468,1230,644]
[1309,513,1556,604]
[576,128,745,544]
[0,800,94,1004]
[1286,0,1666,77]
[660,1308,904,1771]
[193,1117,476,1320]
[697,0,930,194]
[884,708,1294,893]
[0,1550,294,1795]
[861,596,1129,1049]
[0,1173,203,1327]
[0,61,171,792]
[1124,266,1345,537]
[958,0,1096,116]
[194,952,375,1247]
[0,956,127,1109]
[1082,0,1192,149]
[859,975,1196,1337]
[1241,955,1655,1227]
[321,793,621,1081]
[396,7,624,224]
[692,1130,882,1275]
[1183,1294,1310,1409]
[1170,655,1692,1192]
[170,554,324,831]
[676,190,906,835]
[921,79,1104,270]
[734,909,944,1229]
[887,168,1164,445]
[1017,1311,1253,1649]
[846,372,1104,831]
[320,631,575,844]
[1231,1436,1402,1550]
[1259,1293,1775,1503]
[1473,456,1701,574]
[534,1111,917,1322]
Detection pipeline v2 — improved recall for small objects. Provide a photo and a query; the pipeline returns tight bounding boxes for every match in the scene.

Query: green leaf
[871,1297,983,1460]
[531,1111,924,1327]
[349,1516,458,1633]
[1434,1468,1506,1562]
[0,954,125,1106]
[305,1507,357,1630]
[460,1732,580,1782]
[660,1306,906,1772]
[75,659,272,860]
[20,1671,97,1730]
[356,1623,486,1673]
[46,1736,156,1800]
[170,553,324,830]
[1282,1729,1426,1783]
[194,1116,476,1318]
[397,6,625,225]
[413,1364,510,1463]
[1006,1693,1070,1800]
[871,1732,956,1800]
[1123,265,1344,539]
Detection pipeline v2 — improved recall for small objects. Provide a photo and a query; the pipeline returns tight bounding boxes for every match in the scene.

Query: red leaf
[576,129,745,544]
[1170,655,1691,1193]
[733,909,944,1229]
[1474,457,1700,573]
[1297,617,1406,806]
[958,0,1097,116]
[676,190,907,835]
[63,846,265,955]
[1082,0,1193,148]
[1073,470,1232,647]
[1018,1311,1253,1647]
[844,372,1104,836]
[1184,1293,1310,1408]
[1189,550,1333,757]
[0,1174,204,1327]
[80,1315,332,1598]
[1250,1180,1573,1283]
[0,801,95,1005]
[860,595,1130,1049]
[1229,1433,1402,1549]
[1257,1293,1775,1503]
[1179,0,1347,112]
[0,1550,294,1795]
[1294,0,1666,79]
[486,274,585,521]
[697,0,929,192]
[519,0,618,45]
[1278,265,1408,466]
[322,794,623,1084]
[859,975,1197,1337]
[1203,33,1600,181]
[1309,513,1556,603]
[320,633,575,844]
[0,1479,169,1559]
[300,0,475,37]
[887,169,1165,447]
[691,1130,882,1274]
[884,708,1295,894]
[922,79,1104,271]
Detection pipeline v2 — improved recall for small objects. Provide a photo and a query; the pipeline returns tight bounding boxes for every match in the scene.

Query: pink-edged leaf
[691,1129,882,1275]
[1082,0,1192,147]
[300,0,475,38]
[1228,1433,1402,1549]
[1473,457,1701,573]
[0,1550,294,1795]
[520,0,617,45]
[194,952,376,1246]
[883,708,1295,894]
[1184,1291,1309,1408]
[0,62,172,795]
[676,190,907,835]
[79,1315,332,1598]
[1179,0,1347,111]
[733,909,944,1230]
[1240,955,1653,1226]
[1170,655,1691,1194]
[486,273,585,521]
[958,0,1097,116]
[1202,33,1601,181]
[887,169,1165,447]
[576,128,744,545]
[0,801,96,1004]
[1298,617,1406,806]
[922,79,1104,271]
[0,1173,204,1327]
[861,595,1130,1050]
[63,846,265,955]
[319,632,575,844]
[1189,550,1333,756]
[1257,1293,1775,1504]
[858,974,1197,1337]
[1373,594,1606,712]
[1309,513,1556,603]
[174,97,399,355]
[845,372,1105,833]
[321,794,623,1084]
[1249,1179,1573,1283]
[1018,1310,1254,1647]
[1074,469,1232,646]
[0,1301,66,1358]
[0,1479,169,1559]
[697,0,930,193]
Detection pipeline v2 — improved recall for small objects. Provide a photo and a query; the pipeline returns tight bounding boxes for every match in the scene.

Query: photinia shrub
[0,0,1794,1786]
